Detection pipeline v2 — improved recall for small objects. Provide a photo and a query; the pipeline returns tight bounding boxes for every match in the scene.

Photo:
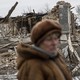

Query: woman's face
[39,33,60,53]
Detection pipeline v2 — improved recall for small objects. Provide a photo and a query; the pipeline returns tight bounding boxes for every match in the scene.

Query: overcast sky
[0,0,80,17]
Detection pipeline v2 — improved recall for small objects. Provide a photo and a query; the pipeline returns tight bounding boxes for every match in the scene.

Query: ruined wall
[42,1,76,34]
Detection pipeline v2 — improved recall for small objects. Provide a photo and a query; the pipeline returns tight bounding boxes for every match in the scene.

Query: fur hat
[31,19,62,46]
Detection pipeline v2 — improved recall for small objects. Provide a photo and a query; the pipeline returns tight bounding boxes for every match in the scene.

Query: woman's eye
[46,37,52,41]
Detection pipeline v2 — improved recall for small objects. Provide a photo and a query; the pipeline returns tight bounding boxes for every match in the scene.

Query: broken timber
[0,2,18,23]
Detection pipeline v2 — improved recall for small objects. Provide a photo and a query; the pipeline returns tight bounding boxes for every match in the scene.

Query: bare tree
[27,6,32,13]
[76,5,80,15]
[44,3,51,13]
[76,5,80,25]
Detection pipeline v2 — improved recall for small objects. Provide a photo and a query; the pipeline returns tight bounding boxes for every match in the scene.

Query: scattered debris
[0,1,80,80]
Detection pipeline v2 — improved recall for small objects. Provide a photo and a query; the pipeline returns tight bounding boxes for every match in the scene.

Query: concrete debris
[0,1,80,79]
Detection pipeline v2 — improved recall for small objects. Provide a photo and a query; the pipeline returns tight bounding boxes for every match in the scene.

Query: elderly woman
[16,19,72,80]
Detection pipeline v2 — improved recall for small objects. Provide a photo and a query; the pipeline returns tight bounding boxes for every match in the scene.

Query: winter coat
[16,43,72,80]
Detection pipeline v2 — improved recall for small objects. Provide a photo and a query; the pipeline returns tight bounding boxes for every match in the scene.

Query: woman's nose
[51,39,58,45]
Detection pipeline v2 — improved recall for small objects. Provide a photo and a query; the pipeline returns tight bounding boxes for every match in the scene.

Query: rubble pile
[0,51,17,75]
[0,0,80,80]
